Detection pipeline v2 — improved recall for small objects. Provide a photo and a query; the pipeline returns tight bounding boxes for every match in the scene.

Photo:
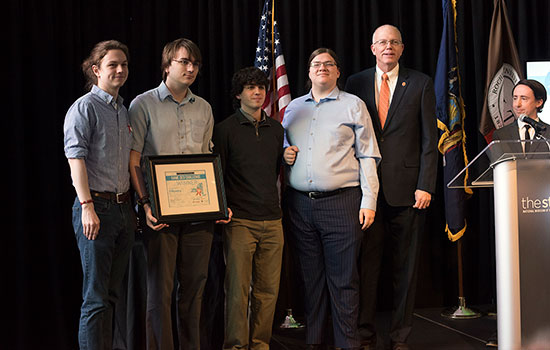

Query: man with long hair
[64,40,135,349]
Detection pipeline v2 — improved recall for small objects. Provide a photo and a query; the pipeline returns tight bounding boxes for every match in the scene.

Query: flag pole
[457,240,464,298]
[270,0,278,121]
[267,1,301,328]
[441,238,481,319]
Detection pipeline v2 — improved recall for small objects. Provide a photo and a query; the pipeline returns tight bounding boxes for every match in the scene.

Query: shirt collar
[239,108,266,124]
[376,63,399,82]
[91,84,124,106]
[158,81,196,104]
[305,87,340,104]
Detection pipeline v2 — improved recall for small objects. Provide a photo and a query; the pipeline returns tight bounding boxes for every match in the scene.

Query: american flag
[254,0,291,122]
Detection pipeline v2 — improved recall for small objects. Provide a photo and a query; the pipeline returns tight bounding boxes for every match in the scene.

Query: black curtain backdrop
[6,0,550,349]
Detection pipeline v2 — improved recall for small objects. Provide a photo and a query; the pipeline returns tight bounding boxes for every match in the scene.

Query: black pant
[142,221,214,350]
[357,190,426,343]
[285,187,363,349]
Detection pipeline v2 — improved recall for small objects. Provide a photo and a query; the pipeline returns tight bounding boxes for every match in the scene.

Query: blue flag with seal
[434,0,472,241]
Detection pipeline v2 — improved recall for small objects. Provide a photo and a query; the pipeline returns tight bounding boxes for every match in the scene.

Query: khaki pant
[223,218,284,350]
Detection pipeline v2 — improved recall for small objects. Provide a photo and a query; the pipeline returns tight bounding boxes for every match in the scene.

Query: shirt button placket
[116,108,123,191]
[184,109,191,153]
[178,105,186,153]
[306,106,318,189]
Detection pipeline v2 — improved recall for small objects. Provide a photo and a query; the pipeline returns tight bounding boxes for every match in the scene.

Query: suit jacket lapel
[384,68,408,131]
[504,123,523,153]
[365,69,382,133]
[506,123,521,139]
[532,122,550,152]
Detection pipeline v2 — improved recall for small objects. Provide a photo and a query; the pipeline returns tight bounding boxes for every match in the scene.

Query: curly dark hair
[230,67,269,109]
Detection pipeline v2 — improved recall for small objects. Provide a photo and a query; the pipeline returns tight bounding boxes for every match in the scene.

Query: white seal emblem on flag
[487,63,520,130]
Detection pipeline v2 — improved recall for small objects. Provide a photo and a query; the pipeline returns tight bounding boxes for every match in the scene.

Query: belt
[294,186,358,199]
[91,190,131,204]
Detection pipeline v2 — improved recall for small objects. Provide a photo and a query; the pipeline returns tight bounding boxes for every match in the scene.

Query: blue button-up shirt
[63,85,132,193]
[283,88,381,210]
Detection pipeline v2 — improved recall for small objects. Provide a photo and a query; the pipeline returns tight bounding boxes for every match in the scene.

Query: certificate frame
[145,154,228,223]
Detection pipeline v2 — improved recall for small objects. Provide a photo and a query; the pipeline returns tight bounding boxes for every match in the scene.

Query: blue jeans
[72,196,135,350]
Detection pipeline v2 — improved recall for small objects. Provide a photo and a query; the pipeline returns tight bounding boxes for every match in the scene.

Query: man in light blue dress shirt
[282,48,380,350]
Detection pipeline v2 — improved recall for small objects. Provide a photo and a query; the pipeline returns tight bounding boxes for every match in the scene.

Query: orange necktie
[379,73,390,129]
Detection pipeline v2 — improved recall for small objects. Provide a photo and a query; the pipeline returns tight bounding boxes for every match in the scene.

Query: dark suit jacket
[492,119,550,155]
[345,66,438,207]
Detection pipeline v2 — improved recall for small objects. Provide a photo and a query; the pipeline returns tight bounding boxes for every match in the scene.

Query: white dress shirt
[375,64,400,108]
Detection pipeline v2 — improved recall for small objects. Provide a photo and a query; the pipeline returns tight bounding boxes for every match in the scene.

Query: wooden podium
[448,139,550,349]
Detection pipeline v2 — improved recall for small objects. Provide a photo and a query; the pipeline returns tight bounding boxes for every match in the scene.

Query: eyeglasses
[310,61,337,69]
[373,39,403,47]
[172,58,202,69]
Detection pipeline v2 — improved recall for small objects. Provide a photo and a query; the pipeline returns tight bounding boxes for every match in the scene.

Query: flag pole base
[441,297,482,319]
[280,309,305,329]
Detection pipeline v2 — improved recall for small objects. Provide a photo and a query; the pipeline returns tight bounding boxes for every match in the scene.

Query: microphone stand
[534,132,550,152]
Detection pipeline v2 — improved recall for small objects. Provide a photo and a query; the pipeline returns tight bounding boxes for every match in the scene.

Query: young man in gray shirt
[129,38,230,350]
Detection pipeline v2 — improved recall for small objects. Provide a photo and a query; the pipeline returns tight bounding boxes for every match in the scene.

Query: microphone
[519,114,550,152]
[189,97,195,103]
[519,114,547,132]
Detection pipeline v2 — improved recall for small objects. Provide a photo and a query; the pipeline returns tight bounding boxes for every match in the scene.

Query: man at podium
[493,79,550,149]
[486,78,549,348]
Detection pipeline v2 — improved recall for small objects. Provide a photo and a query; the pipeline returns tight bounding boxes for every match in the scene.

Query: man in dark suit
[493,79,550,153]
[345,24,438,350]
[485,79,549,349]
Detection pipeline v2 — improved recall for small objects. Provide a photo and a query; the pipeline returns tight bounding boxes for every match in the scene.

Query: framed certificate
[144,154,228,223]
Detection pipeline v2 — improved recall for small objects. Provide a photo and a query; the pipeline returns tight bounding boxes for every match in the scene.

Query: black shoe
[306,345,322,350]
[486,331,497,347]
[360,336,376,350]
[391,341,410,350]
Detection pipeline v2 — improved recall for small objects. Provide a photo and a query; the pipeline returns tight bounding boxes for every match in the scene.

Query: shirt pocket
[330,124,354,148]
[191,118,207,143]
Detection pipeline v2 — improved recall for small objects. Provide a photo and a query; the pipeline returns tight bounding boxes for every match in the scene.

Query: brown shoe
[391,342,410,350]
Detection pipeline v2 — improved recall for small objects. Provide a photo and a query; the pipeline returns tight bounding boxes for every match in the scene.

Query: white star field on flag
[254,0,291,121]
